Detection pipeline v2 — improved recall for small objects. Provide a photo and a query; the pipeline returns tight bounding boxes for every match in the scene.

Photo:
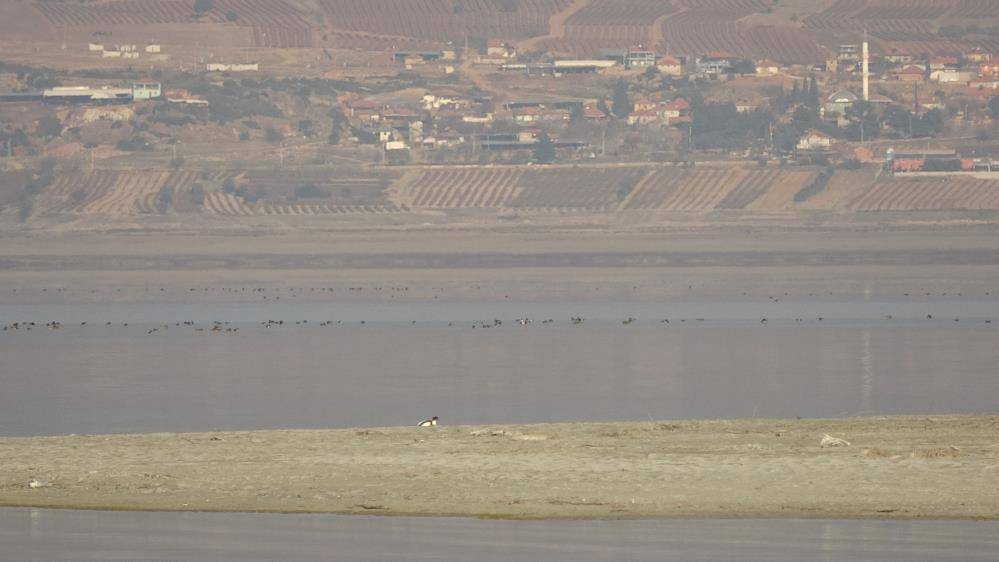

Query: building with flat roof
[132,81,161,100]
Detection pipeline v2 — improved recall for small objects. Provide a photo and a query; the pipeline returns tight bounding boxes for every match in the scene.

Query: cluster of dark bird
[3,313,996,335]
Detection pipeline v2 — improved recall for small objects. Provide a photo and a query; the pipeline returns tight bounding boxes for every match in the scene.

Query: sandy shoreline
[2,415,997,519]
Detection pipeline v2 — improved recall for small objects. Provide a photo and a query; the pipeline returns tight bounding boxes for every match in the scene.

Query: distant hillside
[9,0,999,63]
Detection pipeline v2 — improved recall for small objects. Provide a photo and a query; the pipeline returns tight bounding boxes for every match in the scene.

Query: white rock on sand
[820,434,850,447]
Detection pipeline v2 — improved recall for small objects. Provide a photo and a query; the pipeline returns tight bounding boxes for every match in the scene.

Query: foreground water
[2,508,998,561]
[1,299,997,436]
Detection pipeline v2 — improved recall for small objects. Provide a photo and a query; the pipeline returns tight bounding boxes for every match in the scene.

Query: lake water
[2,508,998,561]
[3,299,997,559]
[1,299,997,436]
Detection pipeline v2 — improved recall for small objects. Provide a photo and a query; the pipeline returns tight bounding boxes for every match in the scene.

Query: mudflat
[2,415,997,519]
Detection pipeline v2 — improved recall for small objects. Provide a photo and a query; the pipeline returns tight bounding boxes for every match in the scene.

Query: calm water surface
[3,300,997,559]
[2,508,998,561]
[1,300,997,436]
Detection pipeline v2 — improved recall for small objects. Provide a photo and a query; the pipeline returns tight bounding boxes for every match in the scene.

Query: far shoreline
[2,415,998,520]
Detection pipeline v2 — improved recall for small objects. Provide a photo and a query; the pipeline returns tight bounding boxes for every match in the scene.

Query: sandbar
[2,415,997,519]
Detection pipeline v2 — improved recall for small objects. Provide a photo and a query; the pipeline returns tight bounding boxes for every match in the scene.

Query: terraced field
[804,0,999,55]
[622,168,815,211]
[399,166,817,213]
[21,166,999,220]
[323,30,438,51]
[400,168,524,208]
[509,167,644,210]
[555,0,679,50]
[33,0,313,48]
[845,176,999,211]
[202,196,403,216]
[660,19,825,64]
[318,0,571,42]
[36,170,206,215]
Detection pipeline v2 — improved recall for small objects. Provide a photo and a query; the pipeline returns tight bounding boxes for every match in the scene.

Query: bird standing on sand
[418,416,439,427]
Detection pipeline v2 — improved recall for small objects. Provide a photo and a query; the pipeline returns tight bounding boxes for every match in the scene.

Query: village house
[883,50,913,65]
[486,40,516,59]
[696,52,736,75]
[837,44,859,62]
[475,52,509,65]
[422,92,469,112]
[661,98,691,122]
[896,65,925,82]
[382,106,421,131]
[627,108,663,126]
[914,94,944,112]
[346,99,381,122]
[735,99,760,113]
[131,80,161,100]
[656,55,684,76]
[929,56,959,71]
[206,63,259,72]
[756,59,781,76]
[462,113,494,124]
[967,77,999,91]
[583,103,607,120]
[980,61,999,76]
[796,129,833,151]
[165,89,208,106]
[867,93,894,107]
[632,99,659,113]
[626,46,656,68]
[932,69,975,83]
[965,48,991,64]
[824,90,857,116]
[603,47,656,69]
[513,106,543,125]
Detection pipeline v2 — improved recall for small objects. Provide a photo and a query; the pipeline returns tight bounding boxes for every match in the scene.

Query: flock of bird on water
[2,285,994,334]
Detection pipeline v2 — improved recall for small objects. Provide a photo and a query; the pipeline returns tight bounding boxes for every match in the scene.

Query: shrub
[293,183,331,199]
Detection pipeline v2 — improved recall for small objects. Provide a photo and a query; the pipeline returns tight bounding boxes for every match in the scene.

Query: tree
[36,115,63,138]
[157,185,173,210]
[294,183,330,198]
[264,126,283,143]
[225,10,238,22]
[976,128,992,152]
[611,80,631,119]
[807,76,819,108]
[533,134,556,164]
[731,59,756,76]
[597,99,611,118]
[194,0,215,15]
[990,96,999,119]
[189,184,206,205]
[297,119,314,137]
[497,0,518,12]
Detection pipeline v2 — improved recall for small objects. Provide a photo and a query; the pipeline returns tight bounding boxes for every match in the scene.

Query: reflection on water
[861,328,873,414]
[1,508,997,561]
[1,301,997,436]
